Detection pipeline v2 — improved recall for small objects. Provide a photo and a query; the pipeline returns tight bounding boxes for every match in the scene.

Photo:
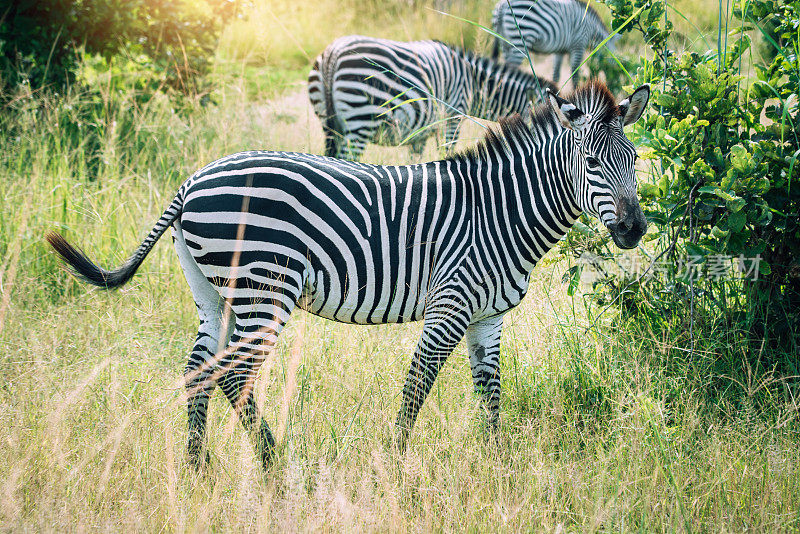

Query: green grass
[0,0,798,531]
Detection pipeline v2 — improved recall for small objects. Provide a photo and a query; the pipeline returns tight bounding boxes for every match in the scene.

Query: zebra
[491,0,619,83]
[307,35,557,160]
[47,80,650,469]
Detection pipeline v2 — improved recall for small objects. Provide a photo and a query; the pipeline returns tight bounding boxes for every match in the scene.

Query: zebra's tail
[314,46,347,157]
[491,36,501,60]
[490,2,504,60]
[323,115,344,157]
[47,193,184,289]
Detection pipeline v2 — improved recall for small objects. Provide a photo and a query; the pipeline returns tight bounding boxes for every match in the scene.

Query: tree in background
[0,0,241,98]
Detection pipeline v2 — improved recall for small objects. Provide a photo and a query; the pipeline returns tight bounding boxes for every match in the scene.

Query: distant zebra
[308,35,556,160]
[47,80,650,469]
[491,0,619,83]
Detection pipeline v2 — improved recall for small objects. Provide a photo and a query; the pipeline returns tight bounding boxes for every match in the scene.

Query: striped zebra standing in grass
[308,35,556,160]
[491,0,619,83]
[47,80,650,470]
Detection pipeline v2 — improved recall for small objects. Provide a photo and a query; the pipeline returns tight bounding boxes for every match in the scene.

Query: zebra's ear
[546,88,587,130]
[618,84,650,126]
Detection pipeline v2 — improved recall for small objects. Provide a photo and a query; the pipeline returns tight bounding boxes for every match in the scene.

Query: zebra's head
[545,82,650,249]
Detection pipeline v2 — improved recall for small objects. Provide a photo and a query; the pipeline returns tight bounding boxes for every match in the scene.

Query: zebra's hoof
[188,449,212,470]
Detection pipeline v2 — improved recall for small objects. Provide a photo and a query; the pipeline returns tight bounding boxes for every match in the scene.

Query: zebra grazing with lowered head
[308,35,557,160]
[47,80,650,470]
[491,0,619,83]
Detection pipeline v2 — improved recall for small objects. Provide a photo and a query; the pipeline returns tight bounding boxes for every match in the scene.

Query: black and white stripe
[491,0,618,83]
[47,80,650,468]
[308,35,556,160]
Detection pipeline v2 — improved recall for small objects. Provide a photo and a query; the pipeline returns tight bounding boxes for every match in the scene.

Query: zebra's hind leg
[339,127,374,160]
[395,291,472,453]
[322,116,344,158]
[174,221,233,469]
[216,290,299,469]
[466,315,504,431]
[185,307,231,469]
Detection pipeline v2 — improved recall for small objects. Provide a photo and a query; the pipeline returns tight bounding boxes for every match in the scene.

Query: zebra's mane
[452,80,620,163]
[452,114,533,164]
[534,79,620,126]
[442,42,556,92]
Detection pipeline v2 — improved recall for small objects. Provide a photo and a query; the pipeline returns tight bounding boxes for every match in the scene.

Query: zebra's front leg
[395,297,471,453]
[466,315,504,430]
[552,53,564,84]
[569,47,585,85]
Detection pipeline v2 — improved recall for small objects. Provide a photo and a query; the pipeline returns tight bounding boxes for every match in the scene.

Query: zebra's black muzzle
[607,197,647,250]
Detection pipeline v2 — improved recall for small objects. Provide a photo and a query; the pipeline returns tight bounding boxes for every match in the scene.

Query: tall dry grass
[0,1,797,530]
[1,71,798,531]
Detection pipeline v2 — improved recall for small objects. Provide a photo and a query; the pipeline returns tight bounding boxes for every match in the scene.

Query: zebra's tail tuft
[47,195,183,289]
[46,232,143,289]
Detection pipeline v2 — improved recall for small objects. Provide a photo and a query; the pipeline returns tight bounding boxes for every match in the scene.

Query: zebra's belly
[299,281,428,325]
[336,95,434,146]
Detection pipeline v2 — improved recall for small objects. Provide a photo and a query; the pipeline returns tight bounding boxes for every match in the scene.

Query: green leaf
[712,225,730,239]
[565,265,582,296]
[727,197,747,213]
[728,210,746,233]
[685,242,709,260]
[639,183,660,199]
[572,221,596,237]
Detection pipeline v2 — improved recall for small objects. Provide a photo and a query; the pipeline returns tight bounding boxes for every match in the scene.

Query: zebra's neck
[582,3,609,43]
[454,115,581,274]
[463,54,539,120]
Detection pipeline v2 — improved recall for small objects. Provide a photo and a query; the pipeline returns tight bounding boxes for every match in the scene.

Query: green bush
[567,0,799,382]
[0,0,241,98]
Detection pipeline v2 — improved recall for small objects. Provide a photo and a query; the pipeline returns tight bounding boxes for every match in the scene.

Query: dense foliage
[0,0,241,97]
[569,0,799,380]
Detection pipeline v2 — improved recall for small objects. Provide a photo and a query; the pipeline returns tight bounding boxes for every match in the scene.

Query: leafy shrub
[0,0,241,98]
[567,0,799,380]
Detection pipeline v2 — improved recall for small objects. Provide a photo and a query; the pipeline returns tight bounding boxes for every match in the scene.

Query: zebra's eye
[586,156,601,168]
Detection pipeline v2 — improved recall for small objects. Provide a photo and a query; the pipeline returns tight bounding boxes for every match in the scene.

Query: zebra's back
[178,151,473,325]
[492,0,610,77]
[309,36,459,158]
[495,0,583,53]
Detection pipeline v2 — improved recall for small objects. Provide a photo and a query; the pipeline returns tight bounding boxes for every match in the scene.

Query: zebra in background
[491,0,619,83]
[308,35,556,160]
[47,80,650,469]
